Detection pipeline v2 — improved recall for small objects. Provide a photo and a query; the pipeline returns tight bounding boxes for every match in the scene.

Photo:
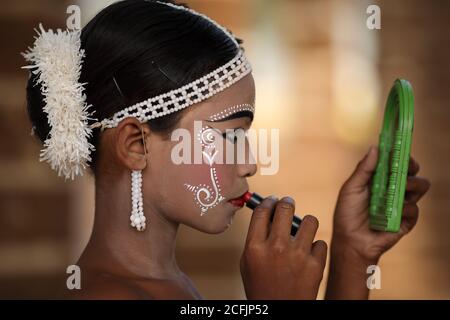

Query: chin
[197,212,236,234]
[197,220,233,234]
[182,202,238,234]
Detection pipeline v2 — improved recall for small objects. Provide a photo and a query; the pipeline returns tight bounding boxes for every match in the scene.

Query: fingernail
[280,196,295,205]
[260,196,277,208]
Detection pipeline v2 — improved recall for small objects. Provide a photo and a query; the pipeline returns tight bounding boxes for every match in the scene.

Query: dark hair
[26,0,243,175]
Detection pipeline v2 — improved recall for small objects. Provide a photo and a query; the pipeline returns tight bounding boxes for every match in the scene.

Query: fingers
[400,202,419,235]
[268,197,295,244]
[405,176,431,203]
[294,215,320,252]
[342,146,378,193]
[311,240,328,268]
[246,196,277,244]
[408,156,420,176]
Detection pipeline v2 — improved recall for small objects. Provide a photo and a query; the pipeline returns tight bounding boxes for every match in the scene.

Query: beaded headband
[89,1,252,131]
[22,1,252,180]
[91,50,252,131]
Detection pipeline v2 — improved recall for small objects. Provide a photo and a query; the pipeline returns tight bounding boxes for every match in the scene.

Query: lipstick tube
[243,192,302,237]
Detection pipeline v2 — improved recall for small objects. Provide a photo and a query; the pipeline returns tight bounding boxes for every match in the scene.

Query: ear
[114,117,150,171]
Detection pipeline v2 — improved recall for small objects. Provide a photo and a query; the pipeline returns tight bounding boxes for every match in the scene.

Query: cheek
[179,163,234,192]
[178,164,213,185]
[154,159,238,232]
[212,164,234,195]
[174,162,235,209]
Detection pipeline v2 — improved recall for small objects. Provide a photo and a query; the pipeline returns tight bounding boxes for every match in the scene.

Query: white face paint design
[184,103,255,216]
[184,125,226,215]
[208,103,255,122]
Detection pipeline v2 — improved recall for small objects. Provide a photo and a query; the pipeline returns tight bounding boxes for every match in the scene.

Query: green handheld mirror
[369,79,414,233]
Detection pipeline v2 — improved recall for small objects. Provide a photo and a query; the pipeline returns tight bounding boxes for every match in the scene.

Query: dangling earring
[130,170,145,231]
[130,127,148,231]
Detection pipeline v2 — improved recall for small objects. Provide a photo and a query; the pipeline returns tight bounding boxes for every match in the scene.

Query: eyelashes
[221,128,247,144]
[202,125,247,145]
[222,131,237,144]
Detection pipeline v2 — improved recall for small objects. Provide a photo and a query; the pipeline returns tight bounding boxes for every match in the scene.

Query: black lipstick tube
[244,192,302,237]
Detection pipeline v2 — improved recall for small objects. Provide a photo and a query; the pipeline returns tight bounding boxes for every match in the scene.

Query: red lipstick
[228,191,248,207]
[229,197,246,207]
[242,192,302,236]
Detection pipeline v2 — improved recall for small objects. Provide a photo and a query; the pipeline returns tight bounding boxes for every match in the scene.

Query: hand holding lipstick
[240,196,327,300]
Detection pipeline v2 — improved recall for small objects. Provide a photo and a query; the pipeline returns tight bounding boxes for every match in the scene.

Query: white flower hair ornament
[22,24,96,180]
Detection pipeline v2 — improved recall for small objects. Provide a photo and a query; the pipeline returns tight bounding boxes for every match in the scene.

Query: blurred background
[0,0,449,299]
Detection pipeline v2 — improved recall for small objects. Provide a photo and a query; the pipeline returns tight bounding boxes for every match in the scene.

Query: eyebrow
[206,103,255,122]
[205,110,254,123]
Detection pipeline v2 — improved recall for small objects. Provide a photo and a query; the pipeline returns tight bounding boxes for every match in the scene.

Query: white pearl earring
[130,170,146,231]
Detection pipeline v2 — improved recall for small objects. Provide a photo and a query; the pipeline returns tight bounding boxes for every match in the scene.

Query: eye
[222,128,245,144]
[222,131,237,144]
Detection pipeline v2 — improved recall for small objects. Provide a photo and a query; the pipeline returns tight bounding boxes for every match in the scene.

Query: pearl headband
[90,50,252,131]
[22,1,252,180]
[89,1,252,131]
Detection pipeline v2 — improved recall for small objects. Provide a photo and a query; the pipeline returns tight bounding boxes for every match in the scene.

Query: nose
[239,162,257,178]
[237,152,257,178]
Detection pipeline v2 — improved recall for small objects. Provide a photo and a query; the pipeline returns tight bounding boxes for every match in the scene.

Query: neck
[80,171,181,280]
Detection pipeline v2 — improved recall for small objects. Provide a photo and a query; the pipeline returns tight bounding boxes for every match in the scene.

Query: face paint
[198,126,219,165]
[184,126,226,215]
[208,103,255,122]
[184,102,255,216]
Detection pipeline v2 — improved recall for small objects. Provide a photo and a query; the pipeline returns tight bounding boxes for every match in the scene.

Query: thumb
[343,145,379,192]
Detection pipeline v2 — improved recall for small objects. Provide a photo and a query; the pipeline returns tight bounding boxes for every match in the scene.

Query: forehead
[184,73,255,121]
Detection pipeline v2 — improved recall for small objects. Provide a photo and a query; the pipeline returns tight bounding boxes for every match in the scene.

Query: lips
[228,191,248,207]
